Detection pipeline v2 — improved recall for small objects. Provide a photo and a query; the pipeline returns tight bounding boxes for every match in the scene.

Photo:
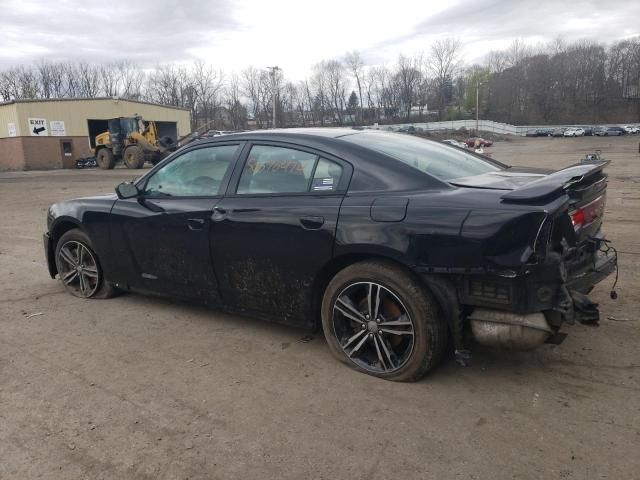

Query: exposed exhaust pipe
[469,308,553,351]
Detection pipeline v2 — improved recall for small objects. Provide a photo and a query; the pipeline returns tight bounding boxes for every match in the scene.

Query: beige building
[0,98,191,170]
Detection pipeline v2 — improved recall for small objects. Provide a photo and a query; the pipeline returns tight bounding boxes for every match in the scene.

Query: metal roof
[0,97,190,111]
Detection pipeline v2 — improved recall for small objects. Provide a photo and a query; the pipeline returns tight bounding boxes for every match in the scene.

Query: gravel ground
[1,135,639,479]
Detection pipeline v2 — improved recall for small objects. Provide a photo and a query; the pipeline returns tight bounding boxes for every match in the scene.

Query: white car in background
[441,139,467,149]
[564,127,585,137]
[623,125,639,134]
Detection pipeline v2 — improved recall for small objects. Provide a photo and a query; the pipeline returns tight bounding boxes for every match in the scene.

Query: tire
[54,229,118,299]
[123,145,145,169]
[96,148,115,170]
[321,260,448,382]
[158,136,175,148]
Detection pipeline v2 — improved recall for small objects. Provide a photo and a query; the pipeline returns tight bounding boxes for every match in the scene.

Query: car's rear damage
[421,161,618,358]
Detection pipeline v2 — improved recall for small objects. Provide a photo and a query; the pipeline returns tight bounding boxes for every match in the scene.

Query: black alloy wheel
[56,240,100,298]
[321,260,447,382]
[332,281,415,374]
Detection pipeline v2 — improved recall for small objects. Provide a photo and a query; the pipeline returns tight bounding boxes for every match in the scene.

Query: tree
[323,60,348,126]
[395,54,423,121]
[1,36,639,125]
[345,51,365,124]
[428,37,461,119]
[347,90,359,123]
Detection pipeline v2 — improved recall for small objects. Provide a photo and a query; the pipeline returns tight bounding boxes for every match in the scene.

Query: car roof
[218,127,359,139]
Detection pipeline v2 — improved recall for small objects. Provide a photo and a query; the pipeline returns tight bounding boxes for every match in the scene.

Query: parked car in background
[525,129,551,137]
[442,139,467,148]
[564,128,585,137]
[623,125,639,134]
[43,129,617,381]
[581,127,594,136]
[606,127,625,136]
[464,137,493,147]
[551,128,566,137]
[594,126,607,136]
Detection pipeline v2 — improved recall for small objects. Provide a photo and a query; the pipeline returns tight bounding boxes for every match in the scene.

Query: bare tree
[395,54,423,121]
[0,68,21,100]
[100,63,119,96]
[504,38,531,68]
[77,62,100,97]
[226,73,247,129]
[485,50,507,74]
[311,62,330,126]
[345,51,365,124]
[428,38,461,119]
[191,60,224,128]
[1,36,639,126]
[116,61,144,99]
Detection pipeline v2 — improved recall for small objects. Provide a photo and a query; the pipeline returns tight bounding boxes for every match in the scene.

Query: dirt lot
[1,136,639,479]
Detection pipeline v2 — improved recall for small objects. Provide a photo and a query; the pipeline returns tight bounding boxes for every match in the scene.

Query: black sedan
[44,129,617,381]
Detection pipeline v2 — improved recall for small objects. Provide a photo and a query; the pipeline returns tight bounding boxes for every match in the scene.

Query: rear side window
[237,145,317,194]
[311,158,343,192]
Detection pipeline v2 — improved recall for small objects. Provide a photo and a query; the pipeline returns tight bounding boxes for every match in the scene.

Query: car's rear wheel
[54,229,118,299]
[321,260,447,382]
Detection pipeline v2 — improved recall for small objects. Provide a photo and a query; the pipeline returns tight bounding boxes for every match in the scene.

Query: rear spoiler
[501,161,608,204]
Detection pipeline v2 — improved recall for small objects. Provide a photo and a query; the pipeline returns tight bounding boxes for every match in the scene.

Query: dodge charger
[44,129,617,381]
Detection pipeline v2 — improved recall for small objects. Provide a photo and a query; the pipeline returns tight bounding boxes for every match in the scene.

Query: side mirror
[115,182,140,199]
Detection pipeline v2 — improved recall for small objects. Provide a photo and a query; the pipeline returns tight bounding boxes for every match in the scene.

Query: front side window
[237,145,318,194]
[144,145,238,197]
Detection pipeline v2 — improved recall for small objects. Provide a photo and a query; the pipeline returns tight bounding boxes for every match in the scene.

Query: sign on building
[7,123,17,137]
[50,120,66,136]
[28,118,48,136]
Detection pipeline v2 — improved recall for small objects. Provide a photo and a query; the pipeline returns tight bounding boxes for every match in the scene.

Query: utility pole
[475,82,482,135]
[267,66,280,128]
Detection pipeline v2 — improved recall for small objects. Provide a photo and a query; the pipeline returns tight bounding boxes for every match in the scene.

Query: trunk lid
[451,161,609,242]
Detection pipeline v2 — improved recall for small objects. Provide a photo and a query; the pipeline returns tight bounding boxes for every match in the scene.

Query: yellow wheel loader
[94,117,177,170]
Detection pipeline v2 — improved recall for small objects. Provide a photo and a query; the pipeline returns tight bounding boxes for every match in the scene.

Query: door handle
[187,218,205,230]
[211,207,226,222]
[300,216,325,230]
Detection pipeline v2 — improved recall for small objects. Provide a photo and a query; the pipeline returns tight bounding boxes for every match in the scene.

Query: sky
[0,0,639,79]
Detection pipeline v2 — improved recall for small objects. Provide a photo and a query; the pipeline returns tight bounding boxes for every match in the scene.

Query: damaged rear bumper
[458,249,616,315]
[566,248,616,293]
[456,244,617,351]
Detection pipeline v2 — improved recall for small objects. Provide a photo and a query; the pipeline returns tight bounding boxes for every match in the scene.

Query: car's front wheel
[321,260,448,382]
[54,229,118,299]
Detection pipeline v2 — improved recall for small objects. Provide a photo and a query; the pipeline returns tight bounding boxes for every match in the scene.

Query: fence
[373,120,598,136]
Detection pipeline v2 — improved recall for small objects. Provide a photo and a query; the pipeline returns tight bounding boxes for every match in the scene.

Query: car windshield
[341,131,502,181]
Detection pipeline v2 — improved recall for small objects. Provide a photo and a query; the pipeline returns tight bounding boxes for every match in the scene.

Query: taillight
[569,195,605,231]
[570,209,586,230]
